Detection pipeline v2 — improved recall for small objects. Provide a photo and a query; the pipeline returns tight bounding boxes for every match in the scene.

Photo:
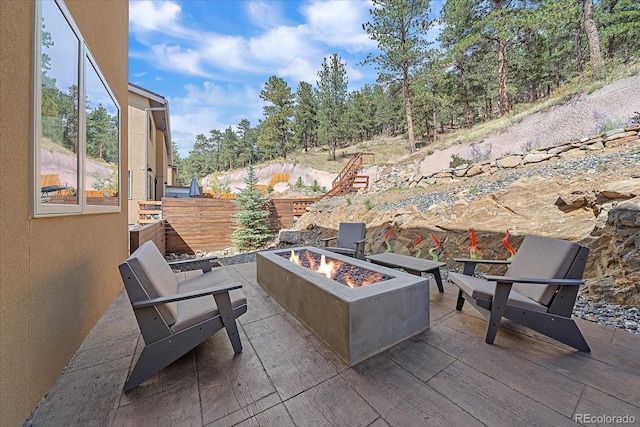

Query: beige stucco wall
[127,91,170,225]
[128,93,150,224]
[0,1,129,426]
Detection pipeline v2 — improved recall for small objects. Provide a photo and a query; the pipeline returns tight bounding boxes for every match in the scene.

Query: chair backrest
[336,222,366,249]
[123,241,179,326]
[507,235,588,307]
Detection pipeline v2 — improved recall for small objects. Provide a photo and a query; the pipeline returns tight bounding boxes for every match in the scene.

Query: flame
[288,249,386,288]
[469,229,477,260]
[305,250,317,270]
[290,250,300,265]
[502,230,517,261]
[428,232,441,262]
[316,255,336,279]
[344,266,358,288]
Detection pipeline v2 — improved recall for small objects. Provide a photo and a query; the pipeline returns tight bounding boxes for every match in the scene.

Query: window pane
[40,0,79,205]
[85,55,119,206]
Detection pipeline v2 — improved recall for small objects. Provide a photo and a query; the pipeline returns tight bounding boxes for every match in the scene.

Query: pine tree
[231,164,272,251]
[317,53,348,161]
[362,0,435,153]
[258,76,294,160]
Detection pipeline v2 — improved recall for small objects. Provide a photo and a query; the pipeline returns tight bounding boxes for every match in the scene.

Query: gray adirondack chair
[449,235,590,352]
[321,222,366,260]
[119,241,247,391]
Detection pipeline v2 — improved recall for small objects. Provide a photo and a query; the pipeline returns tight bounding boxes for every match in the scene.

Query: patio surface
[26,262,640,426]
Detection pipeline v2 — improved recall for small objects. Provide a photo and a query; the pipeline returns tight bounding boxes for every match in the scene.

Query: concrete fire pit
[256,247,430,366]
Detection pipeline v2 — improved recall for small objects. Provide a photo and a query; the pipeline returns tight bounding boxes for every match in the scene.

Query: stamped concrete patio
[26,262,640,426]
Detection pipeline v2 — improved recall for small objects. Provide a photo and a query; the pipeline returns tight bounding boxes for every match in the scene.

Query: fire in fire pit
[282,249,390,288]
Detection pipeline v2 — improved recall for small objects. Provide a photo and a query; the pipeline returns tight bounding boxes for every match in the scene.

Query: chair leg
[505,308,591,352]
[432,269,444,292]
[485,282,511,344]
[214,292,242,353]
[455,289,465,311]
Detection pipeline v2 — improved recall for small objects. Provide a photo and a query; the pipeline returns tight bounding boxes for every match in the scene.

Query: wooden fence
[162,197,299,255]
[129,220,166,254]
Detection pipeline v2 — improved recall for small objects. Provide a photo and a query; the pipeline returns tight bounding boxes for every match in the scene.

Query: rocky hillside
[292,128,640,306]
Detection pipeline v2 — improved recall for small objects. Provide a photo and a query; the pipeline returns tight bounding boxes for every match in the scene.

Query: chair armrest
[320,236,337,246]
[454,258,511,265]
[454,258,510,276]
[353,239,366,244]
[168,255,219,272]
[132,282,242,308]
[483,275,585,286]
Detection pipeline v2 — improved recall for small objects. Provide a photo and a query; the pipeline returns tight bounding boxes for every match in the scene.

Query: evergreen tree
[362,0,435,153]
[258,76,294,159]
[236,119,257,167]
[220,126,238,170]
[231,164,272,251]
[317,53,348,161]
[293,81,318,152]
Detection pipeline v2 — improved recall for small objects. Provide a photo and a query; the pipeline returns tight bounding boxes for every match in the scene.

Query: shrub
[309,179,323,193]
[449,154,473,169]
[364,199,374,210]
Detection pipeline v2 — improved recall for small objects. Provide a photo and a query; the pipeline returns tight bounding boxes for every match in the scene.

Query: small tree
[231,164,272,250]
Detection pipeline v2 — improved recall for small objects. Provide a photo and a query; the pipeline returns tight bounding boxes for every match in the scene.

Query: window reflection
[85,55,119,206]
[40,0,79,205]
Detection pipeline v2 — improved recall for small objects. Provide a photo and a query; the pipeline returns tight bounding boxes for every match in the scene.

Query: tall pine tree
[362,0,434,153]
[317,53,348,161]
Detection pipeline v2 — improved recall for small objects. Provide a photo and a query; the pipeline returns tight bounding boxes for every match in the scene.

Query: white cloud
[201,35,253,72]
[277,57,319,84]
[129,1,182,33]
[246,1,284,29]
[249,25,316,64]
[303,0,376,52]
[150,43,212,77]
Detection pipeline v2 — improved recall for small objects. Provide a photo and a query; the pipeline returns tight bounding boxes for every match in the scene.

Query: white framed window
[33,0,120,217]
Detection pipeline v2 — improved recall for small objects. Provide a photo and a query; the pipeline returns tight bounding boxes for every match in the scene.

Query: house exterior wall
[127,92,151,224]
[0,1,129,426]
[127,90,170,225]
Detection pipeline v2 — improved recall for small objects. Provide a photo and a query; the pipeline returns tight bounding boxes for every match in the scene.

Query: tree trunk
[403,66,416,153]
[432,110,437,142]
[460,65,471,128]
[497,38,509,115]
[583,0,602,67]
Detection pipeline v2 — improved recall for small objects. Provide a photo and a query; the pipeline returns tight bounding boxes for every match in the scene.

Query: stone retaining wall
[373,125,640,190]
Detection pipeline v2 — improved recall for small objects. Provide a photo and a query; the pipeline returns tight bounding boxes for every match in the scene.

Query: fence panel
[161,198,297,255]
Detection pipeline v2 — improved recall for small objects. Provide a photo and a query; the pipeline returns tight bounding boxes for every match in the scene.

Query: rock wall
[292,126,640,305]
[369,125,640,191]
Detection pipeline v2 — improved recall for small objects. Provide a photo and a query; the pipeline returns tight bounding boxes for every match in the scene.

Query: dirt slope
[418,74,640,175]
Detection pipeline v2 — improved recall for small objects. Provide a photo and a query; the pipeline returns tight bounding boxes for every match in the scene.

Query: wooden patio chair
[321,222,366,260]
[449,235,591,351]
[118,241,247,391]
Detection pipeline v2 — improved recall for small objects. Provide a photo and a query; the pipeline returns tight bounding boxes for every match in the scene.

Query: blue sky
[129,0,442,158]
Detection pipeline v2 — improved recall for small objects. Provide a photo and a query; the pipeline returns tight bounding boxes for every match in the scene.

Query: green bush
[364,199,374,210]
[449,154,473,169]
